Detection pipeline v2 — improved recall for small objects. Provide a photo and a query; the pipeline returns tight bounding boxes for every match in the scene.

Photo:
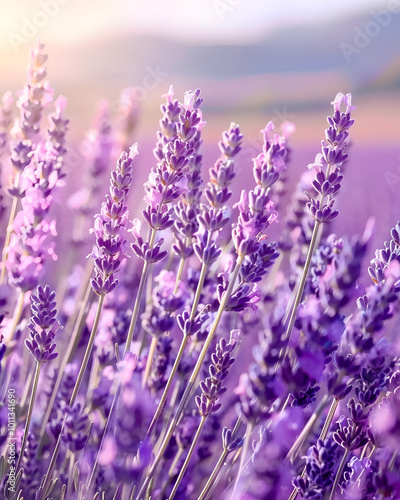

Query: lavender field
[1,5,400,498]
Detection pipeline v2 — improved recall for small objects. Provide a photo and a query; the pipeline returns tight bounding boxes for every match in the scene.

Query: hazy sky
[0,0,387,51]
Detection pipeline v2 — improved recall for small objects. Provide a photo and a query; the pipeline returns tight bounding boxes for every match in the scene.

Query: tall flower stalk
[282,92,355,352]
[127,89,204,369]
[72,144,138,402]
[40,146,137,495]
[145,122,242,436]
[15,285,60,472]
[137,121,286,498]
[168,332,237,499]
[1,39,54,285]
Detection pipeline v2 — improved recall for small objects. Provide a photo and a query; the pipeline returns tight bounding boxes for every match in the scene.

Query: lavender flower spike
[90,143,138,296]
[306,92,355,223]
[196,331,237,417]
[25,285,60,363]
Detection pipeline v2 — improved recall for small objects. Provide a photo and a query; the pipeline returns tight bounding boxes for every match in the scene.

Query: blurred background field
[0,0,399,269]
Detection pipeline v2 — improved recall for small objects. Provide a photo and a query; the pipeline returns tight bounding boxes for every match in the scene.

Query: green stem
[41,294,105,498]
[146,262,209,437]
[124,259,151,356]
[69,293,105,406]
[282,220,321,349]
[38,280,93,448]
[6,290,25,346]
[174,256,186,295]
[138,254,245,498]
[19,366,33,411]
[288,484,300,500]
[320,397,339,441]
[67,452,75,498]
[230,421,253,500]
[16,361,41,472]
[286,393,329,462]
[142,336,158,388]
[168,416,207,500]
[182,255,244,408]
[63,260,94,351]
[157,448,184,500]
[329,449,349,500]
[146,335,188,438]
[137,255,244,499]
[199,417,242,500]
[287,396,338,500]
[87,384,122,494]
[200,450,229,500]
[87,353,100,402]
[388,449,397,471]
[282,157,337,355]
[0,174,20,285]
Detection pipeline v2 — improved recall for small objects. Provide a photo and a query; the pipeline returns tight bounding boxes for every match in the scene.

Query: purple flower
[196,331,237,417]
[15,39,54,144]
[306,92,355,223]
[231,125,285,257]
[90,144,138,296]
[21,433,41,496]
[61,403,89,452]
[333,399,371,452]
[293,437,340,500]
[25,285,60,363]
[154,85,180,162]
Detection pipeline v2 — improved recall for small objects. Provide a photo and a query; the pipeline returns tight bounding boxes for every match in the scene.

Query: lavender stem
[39,279,93,448]
[146,262,209,437]
[201,450,228,500]
[69,293,105,406]
[282,220,321,350]
[16,360,41,472]
[146,335,188,438]
[174,252,187,295]
[320,397,339,441]
[41,293,105,496]
[87,383,122,493]
[137,255,244,499]
[287,396,339,500]
[329,448,349,500]
[142,336,158,387]
[199,417,242,500]
[6,289,25,345]
[124,245,154,356]
[0,172,20,284]
[230,421,253,500]
[286,393,330,462]
[168,416,207,500]
[66,451,74,498]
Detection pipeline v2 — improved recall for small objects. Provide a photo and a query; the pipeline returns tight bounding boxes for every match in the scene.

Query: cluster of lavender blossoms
[0,44,400,500]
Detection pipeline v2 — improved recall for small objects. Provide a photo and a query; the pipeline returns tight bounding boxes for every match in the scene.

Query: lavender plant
[1,42,400,500]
